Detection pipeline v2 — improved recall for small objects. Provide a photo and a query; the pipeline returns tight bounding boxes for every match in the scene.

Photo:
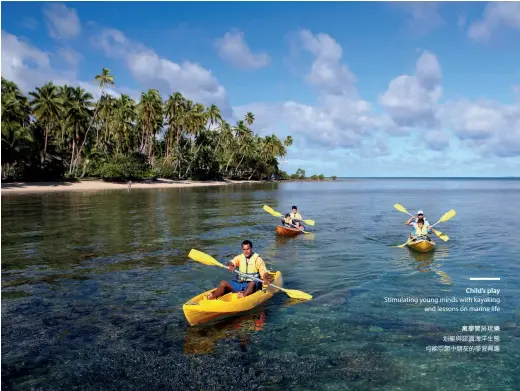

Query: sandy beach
[1,179,265,194]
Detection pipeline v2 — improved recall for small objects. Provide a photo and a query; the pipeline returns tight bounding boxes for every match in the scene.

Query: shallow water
[2,179,520,390]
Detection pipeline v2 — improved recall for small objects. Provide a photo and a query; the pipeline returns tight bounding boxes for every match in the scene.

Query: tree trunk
[177,126,182,179]
[69,137,76,175]
[234,154,247,177]
[74,125,92,174]
[184,141,203,178]
[43,124,49,159]
[248,168,257,180]
[224,152,235,176]
[208,131,222,174]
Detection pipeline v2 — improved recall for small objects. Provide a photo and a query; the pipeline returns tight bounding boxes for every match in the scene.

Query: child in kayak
[408,213,434,241]
[206,240,270,300]
[281,213,292,226]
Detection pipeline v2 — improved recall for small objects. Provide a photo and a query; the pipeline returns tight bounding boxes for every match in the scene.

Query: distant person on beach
[205,240,270,300]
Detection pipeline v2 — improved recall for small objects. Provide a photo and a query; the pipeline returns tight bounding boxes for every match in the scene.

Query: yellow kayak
[182,271,283,326]
[407,238,436,253]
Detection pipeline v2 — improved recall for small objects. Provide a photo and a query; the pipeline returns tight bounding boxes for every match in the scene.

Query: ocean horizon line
[332,176,520,180]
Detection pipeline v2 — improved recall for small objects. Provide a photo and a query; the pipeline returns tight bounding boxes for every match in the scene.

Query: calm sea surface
[2,179,520,390]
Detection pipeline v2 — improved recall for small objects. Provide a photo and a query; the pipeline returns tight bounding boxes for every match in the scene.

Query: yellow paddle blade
[439,209,456,223]
[432,209,456,227]
[188,249,226,269]
[264,205,316,226]
[280,288,313,300]
[433,230,449,242]
[263,205,283,218]
[394,203,410,215]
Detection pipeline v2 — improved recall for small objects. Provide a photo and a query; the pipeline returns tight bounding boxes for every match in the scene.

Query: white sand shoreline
[1,179,267,194]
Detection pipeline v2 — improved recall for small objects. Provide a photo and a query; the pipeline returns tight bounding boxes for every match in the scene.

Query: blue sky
[2,1,520,177]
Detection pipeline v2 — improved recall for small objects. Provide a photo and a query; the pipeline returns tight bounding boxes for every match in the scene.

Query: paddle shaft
[215,263,285,292]
[233,267,311,300]
[231,269,285,291]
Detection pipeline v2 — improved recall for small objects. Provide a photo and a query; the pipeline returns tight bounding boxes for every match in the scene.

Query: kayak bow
[275,225,303,237]
[182,271,283,326]
[407,238,436,253]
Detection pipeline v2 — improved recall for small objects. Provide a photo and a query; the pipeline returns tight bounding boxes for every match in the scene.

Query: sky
[2,1,520,177]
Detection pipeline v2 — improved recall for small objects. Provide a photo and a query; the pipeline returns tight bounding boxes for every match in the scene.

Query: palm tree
[108,94,136,154]
[64,87,93,174]
[1,72,301,182]
[279,135,293,172]
[29,82,63,159]
[1,79,33,174]
[137,89,163,162]
[245,112,255,126]
[94,67,115,96]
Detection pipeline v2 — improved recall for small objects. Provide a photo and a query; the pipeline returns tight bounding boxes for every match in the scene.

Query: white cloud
[393,2,444,37]
[92,28,230,114]
[1,31,56,92]
[1,30,138,102]
[57,47,82,68]
[235,31,520,164]
[440,99,520,158]
[467,2,520,41]
[379,50,442,129]
[299,29,356,95]
[425,130,450,151]
[42,3,81,40]
[360,136,392,158]
[234,29,388,150]
[214,30,270,69]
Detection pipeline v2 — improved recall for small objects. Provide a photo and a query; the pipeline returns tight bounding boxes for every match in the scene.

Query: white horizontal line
[469,278,501,281]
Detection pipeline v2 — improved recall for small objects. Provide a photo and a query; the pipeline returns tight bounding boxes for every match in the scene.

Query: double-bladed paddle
[263,205,314,233]
[394,203,453,242]
[187,249,313,300]
[263,205,315,226]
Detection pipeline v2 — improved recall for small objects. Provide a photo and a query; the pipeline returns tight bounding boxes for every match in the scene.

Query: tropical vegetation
[1,69,316,182]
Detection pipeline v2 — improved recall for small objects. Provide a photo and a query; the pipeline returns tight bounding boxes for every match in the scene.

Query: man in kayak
[406,210,430,227]
[206,240,270,300]
[290,205,305,230]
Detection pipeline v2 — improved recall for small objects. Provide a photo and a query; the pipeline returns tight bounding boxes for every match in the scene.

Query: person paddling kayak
[406,211,434,240]
[205,240,270,300]
[405,210,430,227]
[289,205,305,230]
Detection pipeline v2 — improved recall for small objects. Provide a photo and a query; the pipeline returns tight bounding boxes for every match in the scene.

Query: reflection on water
[407,247,453,285]
[184,311,267,354]
[2,179,520,391]
[274,232,316,246]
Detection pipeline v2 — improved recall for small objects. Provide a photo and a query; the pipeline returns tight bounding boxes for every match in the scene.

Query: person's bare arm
[256,257,270,286]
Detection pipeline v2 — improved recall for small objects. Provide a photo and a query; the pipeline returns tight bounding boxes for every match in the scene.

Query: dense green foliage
[1,69,301,182]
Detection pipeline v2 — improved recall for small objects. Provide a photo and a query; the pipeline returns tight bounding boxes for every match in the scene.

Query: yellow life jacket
[290,212,302,220]
[414,224,429,236]
[236,253,261,282]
